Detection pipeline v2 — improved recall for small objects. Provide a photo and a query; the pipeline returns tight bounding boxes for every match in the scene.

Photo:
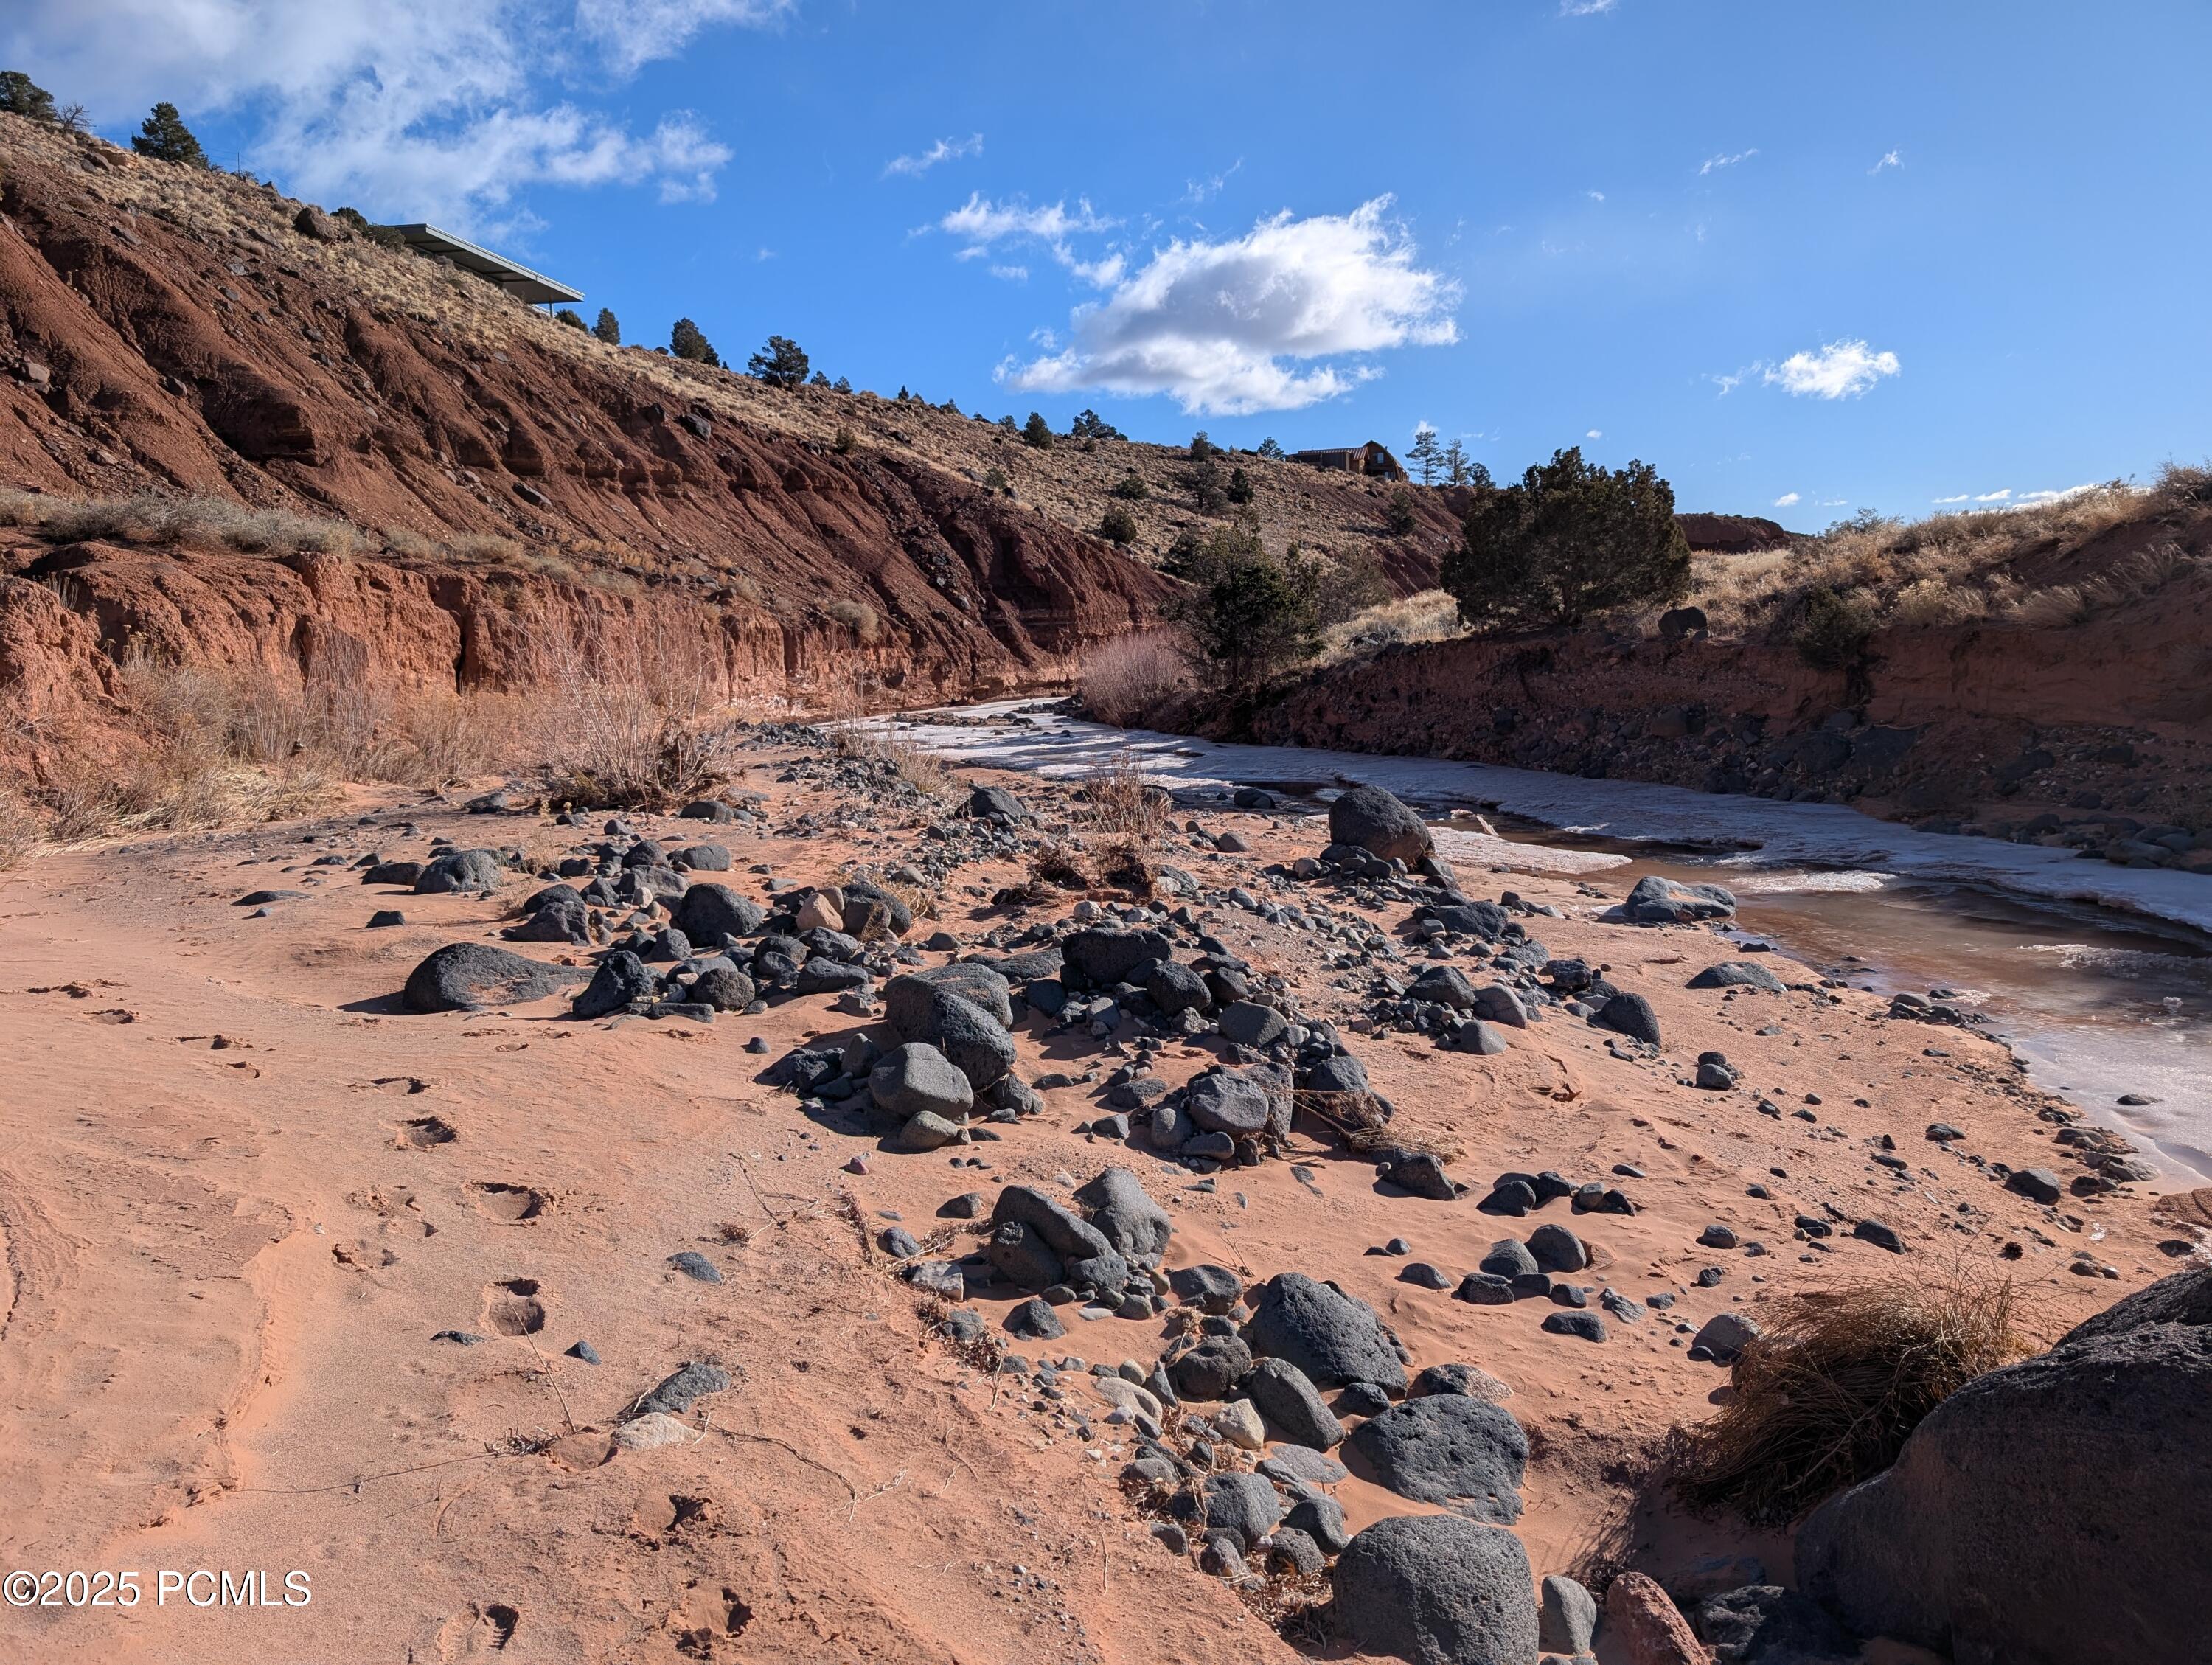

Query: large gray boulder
[1203,1472,1283,1549]
[671,883,765,945]
[571,950,658,1019]
[1332,1514,1538,1665]
[1688,959,1788,994]
[1183,1069,1276,1136]
[886,962,1014,1031]
[1245,1358,1343,1450]
[1329,784,1433,864]
[1071,1167,1172,1265]
[413,847,503,894]
[1346,1394,1528,1523]
[987,1186,1128,1296]
[886,968,1016,1091]
[1608,873,1736,924]
[1247,1272,1407,1393]
[1062,926,1173,988]
[403,942,577,1012]
[869,1043,974,1121]
[1796,1264,2212,1665]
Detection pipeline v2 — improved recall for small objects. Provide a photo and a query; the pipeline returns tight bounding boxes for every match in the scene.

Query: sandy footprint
[465,1182,549,1224]
[394,1115,458,1150]
[482,1278,546,1337]
[436,1602,520,1658]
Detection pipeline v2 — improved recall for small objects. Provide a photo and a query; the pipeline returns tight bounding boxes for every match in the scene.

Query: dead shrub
[526,605,744,809]
[830,716,956,798]
[5,490,359,557]
[1666,1273,2028,1526]
[1077,633,1188,728]
[824,597,883,644]
[1077,749,1169,843]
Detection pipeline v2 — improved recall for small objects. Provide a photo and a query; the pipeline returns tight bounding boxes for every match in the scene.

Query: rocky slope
[0,114,1177,727]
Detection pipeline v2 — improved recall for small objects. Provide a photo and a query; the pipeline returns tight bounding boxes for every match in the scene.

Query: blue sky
[12,1,2210,521]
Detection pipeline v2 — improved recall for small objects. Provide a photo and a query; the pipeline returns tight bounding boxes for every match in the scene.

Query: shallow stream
[893,701,2212,1178]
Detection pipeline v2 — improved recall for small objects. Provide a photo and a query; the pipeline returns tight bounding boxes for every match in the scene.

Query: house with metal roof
[389,224,582,306]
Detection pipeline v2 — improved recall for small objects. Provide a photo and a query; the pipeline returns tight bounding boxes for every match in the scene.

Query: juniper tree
[0,71,57,123]
[592,309,621,344]
[669,318,720,366]
[1441,447,1690,630]
[746,334,808,388]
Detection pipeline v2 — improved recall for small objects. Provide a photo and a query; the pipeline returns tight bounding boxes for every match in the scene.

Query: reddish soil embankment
[1255,560,2212,853]
[0,120,1169,726]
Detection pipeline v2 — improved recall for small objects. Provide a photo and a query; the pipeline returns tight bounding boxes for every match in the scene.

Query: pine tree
[1256,437,1285,461]
[1226,466,1255,505]
[132,102,208,167]
[746,334,809,389]
[1021,411,1054,450]
[553,308,585,330]
[810,370,830,387]
[0,71,58,123]
[1407,423,1444,486]
[1098,504,1138,545]
[833,376,852,394]
[669,318,720,366]
[592,308,621,345]
[1443,438,1472,487]
[1189,431,1215,462]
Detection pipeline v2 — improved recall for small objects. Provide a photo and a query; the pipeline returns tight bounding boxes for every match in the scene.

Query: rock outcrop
[1796,1264,2212,1665]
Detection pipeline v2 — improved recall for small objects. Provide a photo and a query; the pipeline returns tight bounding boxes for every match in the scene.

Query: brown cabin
[1291,440,1407,483]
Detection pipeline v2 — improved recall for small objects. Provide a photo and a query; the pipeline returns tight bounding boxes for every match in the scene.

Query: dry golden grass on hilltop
[1672,464,2212,642]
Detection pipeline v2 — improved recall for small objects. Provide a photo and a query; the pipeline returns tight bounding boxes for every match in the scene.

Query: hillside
[1247,476,2212,852]
[0,114,1466,729]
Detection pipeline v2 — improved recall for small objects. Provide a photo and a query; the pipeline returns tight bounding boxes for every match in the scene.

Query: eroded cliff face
[0,121,1169,726]
[1253,570,2212,848]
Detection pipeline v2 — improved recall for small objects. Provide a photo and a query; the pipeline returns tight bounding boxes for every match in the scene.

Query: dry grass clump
[1666,1274,2028,1526]
[0,785,40,872]
[1077,750,1169,843]
[827,717,958,798]
[1322,588,1464,662]
[1077,633,1188,727]
[0,490,360,557]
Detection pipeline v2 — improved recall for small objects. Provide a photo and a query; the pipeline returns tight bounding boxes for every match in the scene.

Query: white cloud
[1764,338,1902,399]
[1001,196,1459,416]
[1817,497,1847,507]
[1975,488,2011,501]
[1773,491,1801,507]
[1585,190,1606,202]
[884,133,984,179]
[1708,371,1745,396]
[1586,428,1602,439]
[1933,493,1970,503]
[574,0,792,75]
[2014,484,2101,506]
[1560,0,1618,14]
[990,265,1029,282]
[1700,148,1759,175]
[936,193,1126,285]
[1870,149,1903,175]
[1,0,765,231]
[754,246,776,261]
[1182,160,1243,205]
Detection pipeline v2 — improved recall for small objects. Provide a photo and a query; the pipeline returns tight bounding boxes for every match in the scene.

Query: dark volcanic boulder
[1328,784,1432,864]
[1245,1358,1343,1450]
[571,950,657,1019]
[413,847,503,894]
[1795,1264,2212,1665]
[1071,1167,1172,1265]
[1594,991,1662,1046]
[671,883,765,945]
[403,943,576,1012]
[1346,1393,1528,1521]
[1062,926,1174,988]
[1183,1069,1276,1136]
[1610,873,1736,924]
[1332,1514,1537,1665]
[888,981,1015,1091]
[840,877,914,939]
[1689,959,1788,993]
[503,887,586,943]
[1246,1271,1407,1393]
[963,785,1028,823]
[869,1042,974,1121]
[886,962,1014,1031]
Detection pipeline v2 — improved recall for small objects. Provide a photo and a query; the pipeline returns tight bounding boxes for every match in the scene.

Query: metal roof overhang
[390,223,583,305]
